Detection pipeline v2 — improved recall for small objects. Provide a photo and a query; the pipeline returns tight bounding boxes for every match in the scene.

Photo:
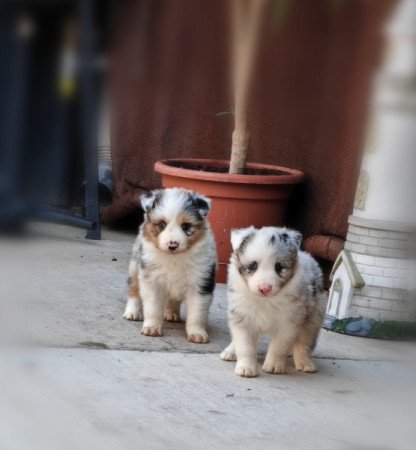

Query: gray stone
[361,318,373,331]
[346,319,364,333]
[345,319,372,337]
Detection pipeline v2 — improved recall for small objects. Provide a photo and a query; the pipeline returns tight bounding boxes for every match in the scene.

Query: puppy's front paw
[262,359,287,375]
[295,358,317,373]
[164,312,181,322]
[187,329,209,343]
[141,325,163,337]
[123,299,143,321]
[235,362,258,378]
[220,349,237,362]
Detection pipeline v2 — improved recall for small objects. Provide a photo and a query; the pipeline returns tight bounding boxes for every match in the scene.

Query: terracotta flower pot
[154,158,304,282]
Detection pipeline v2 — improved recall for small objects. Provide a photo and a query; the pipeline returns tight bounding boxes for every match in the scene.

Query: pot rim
[154,158,304,185]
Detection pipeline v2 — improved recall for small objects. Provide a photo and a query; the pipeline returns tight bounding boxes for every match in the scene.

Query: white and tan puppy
[123,188,217,343]
[220,226,325,377]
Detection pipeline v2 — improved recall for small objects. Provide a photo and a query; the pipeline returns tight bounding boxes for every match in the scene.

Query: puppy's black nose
[168,241,179,251]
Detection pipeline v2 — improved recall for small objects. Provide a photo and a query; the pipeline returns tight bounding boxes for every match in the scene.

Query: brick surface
[369,246,388,257]
[382,287,406,300]
[375,257,397,268]
[352,297,370,308]
[386,248,407,258]
[382,239,399,249]
[383,268,407,279]
[362,274,374,285]
[396,259,409,269]
[359,235,380,246]
[354,254,375,265]
[348,306,359,317]
[398,240,409,250]
[394,278,408,290]
[370,299,392,311]
[361,265,384,276]
[368,229,389,238]
[355,307,380,320]
[359,286,383,298]
[346,232,360,243]
[388,231,408,240]
[373,276,395,288]
[348,225,369,236]
[392,301,408,312]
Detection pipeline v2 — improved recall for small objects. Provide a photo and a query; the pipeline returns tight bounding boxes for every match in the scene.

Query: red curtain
[104,0,394,248]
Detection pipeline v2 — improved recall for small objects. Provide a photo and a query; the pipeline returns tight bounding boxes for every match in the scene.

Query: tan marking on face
[278,259,298,285]
[176,213,207,249]
[187,225,206,249]
[177,213,195,227]
[142,219,162,249]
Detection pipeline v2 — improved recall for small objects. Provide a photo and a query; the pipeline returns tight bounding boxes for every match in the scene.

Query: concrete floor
[0,224,415,449]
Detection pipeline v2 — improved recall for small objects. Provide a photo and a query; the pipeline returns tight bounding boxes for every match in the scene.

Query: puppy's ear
[231,226,255,252]
[192,193,211,219]
[278,228,302,251]
[140,189,161,213]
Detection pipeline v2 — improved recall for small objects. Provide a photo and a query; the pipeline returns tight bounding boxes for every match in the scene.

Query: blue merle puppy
[220,226,326,377]
[123,188,217,343]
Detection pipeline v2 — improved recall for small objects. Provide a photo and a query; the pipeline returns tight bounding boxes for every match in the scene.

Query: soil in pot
[167,160,290,176]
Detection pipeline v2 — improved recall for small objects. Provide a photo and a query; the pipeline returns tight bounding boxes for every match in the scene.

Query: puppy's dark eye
[158,221,166,230]
[181,223,191,233]
[247,262,258,272]
[275,262,283,273]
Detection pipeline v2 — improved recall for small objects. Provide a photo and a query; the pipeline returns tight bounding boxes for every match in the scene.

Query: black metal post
[79,0,100,240]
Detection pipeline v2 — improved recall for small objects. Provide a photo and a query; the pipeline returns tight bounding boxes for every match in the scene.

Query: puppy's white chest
[233,293,296,334]
[250,299,281,332]
[145,252,197,299]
